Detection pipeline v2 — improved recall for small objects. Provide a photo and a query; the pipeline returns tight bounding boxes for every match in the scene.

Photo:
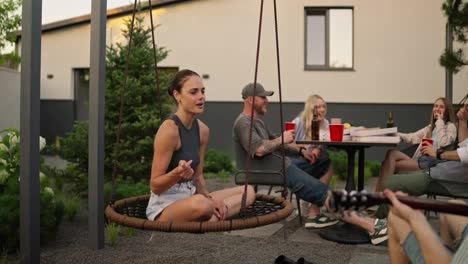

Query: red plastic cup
[329,124,344,142]
[421,138,434,145]
[285,122,295,131]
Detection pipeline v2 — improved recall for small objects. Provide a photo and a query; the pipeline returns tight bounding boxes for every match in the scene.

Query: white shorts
[146,181,196,220]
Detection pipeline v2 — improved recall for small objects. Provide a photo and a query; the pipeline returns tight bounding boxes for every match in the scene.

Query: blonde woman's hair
[426,97,456,138]
[299,94,326,139]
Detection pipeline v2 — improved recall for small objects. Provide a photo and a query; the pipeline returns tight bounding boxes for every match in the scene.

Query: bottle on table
[386,111,394,128]
[311,105,320,140]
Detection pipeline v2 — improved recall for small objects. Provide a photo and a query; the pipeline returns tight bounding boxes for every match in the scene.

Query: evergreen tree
[61,15,175,182]
[0,0,21,68]
[440,0,468,73]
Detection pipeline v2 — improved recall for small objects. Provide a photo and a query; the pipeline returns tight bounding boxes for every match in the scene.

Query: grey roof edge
[16,0,192,39]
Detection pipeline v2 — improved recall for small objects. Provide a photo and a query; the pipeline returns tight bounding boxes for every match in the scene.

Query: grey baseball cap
[241,83,274,99]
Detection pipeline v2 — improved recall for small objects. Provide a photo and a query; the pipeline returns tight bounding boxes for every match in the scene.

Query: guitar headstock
[330,190,381,212]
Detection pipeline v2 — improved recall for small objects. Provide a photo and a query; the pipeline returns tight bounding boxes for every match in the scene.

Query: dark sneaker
[369,218,388,245]
[304,213,339,228]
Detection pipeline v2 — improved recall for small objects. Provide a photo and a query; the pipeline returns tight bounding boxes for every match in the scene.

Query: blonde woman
[375,97,457,192]
[290,94,336,228]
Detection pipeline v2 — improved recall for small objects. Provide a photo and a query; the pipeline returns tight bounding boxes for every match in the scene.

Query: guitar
[330,190,468,217]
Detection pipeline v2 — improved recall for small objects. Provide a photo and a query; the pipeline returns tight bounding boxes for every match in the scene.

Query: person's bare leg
[157,194,213,222]
[210,185,256,219]
[319,164,334,185]
[439,200,468,247]
[340,211,375,232]
[394,159,419,174]
[376,150,411,192]
[307,204,320,217]
[388,212,411,264]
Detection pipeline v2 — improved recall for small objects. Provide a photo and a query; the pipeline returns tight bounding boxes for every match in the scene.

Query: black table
[296,140,398,244]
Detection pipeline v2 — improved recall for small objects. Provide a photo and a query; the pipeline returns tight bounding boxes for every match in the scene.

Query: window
[305,7,353,70]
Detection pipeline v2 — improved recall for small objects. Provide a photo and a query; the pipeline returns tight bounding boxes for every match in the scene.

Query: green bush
[59,15,174,182]
[104,177,149,205]
[106,222,121,247]
[329,150,380,184]
[204,149,234,173]
[0,129,64,252]
[57,194,81,222]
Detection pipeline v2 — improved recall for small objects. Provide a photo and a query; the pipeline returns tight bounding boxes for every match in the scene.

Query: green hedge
[329,150,380,185]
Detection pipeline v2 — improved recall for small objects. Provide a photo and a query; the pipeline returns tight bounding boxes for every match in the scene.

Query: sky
[2,0,133,52]
[42,0,133,24]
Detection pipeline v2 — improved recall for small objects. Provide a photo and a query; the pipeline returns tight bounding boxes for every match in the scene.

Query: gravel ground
[39,176,362,264]
[40,214,357,264]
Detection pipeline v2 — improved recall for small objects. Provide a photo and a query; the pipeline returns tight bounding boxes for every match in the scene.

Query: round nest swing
[104,0,293,233]
[105,193,293,233]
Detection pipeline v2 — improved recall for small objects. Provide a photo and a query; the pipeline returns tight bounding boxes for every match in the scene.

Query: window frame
[304,6,354,71]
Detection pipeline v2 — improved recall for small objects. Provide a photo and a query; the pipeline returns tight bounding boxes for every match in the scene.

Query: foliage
[104,176,149,205]
[329,150,380,185]
[42,164,87,196]
[0,0,21,68]
[440,0,468,73]
[0,129,64,252]
[57,194,81,222]
[60,121,89,172]
[125,227,136,237]
[0,52,20,69]
[217,170,231,183]
[204,149,234,173]
[60,15,175,183]
[105,222,122,247]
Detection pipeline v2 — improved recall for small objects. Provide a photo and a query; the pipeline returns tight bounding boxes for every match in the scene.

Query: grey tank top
[166,114,200,183]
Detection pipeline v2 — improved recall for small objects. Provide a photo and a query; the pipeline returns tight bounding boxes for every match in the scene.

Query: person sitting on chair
[146,69,256,222]
[375,97,457,192]
[385,189,468,264]
[232,82,338,228]
[345,103,468,245]
[289,94,334,185]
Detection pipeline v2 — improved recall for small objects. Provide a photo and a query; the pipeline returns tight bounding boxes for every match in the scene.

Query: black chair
[234,170,303,224]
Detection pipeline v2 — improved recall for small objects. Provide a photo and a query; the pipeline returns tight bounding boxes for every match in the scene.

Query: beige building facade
[18,0,468,103]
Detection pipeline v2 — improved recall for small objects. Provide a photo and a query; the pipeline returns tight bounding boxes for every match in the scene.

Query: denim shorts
[146,181,196,220]
[286,164,329,206]
[403,224,468,264]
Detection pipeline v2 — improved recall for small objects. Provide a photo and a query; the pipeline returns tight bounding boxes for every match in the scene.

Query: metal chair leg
[296,196,303,225]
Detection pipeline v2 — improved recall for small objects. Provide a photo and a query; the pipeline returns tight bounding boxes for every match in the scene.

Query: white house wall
[0,67,20,130]
[30,0,468,103]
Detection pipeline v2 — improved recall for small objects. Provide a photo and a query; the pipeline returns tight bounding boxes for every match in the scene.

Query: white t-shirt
[457,138,468,164]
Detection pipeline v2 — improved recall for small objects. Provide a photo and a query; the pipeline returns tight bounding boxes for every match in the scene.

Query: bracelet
[436,150,444,160]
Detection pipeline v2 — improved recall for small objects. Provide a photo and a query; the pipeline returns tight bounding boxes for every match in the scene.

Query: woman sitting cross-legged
[146,69,256,222]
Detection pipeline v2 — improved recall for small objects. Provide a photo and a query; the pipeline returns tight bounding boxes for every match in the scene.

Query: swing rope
[241,0,289,214]
[105,0,293,232]
[110,0,139,200]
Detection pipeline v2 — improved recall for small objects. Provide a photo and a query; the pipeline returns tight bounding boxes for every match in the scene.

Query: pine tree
[440,0,468,73]
[61,15,175,182]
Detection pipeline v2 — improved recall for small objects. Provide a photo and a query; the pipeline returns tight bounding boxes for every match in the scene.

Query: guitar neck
[367,193,468,217]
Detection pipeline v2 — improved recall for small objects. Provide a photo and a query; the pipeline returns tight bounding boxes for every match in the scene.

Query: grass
[57,193,81,221]
[204,170,232,183]
[106,222,122,247]
[125,227,136,237]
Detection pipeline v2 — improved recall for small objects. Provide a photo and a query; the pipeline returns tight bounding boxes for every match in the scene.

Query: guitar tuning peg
[361,195,368,204]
